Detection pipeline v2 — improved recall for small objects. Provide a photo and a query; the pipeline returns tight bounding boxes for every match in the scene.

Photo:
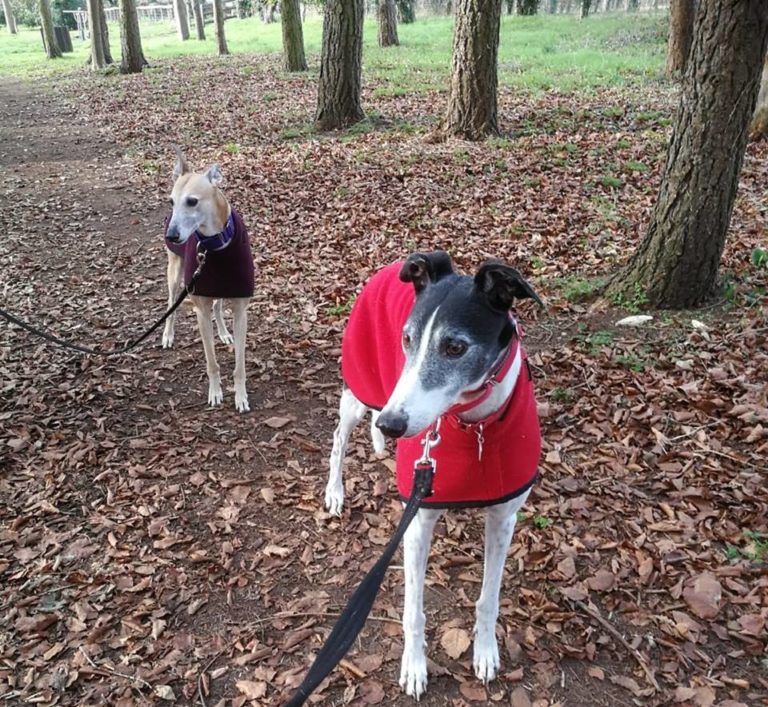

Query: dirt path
[1,72,766,707]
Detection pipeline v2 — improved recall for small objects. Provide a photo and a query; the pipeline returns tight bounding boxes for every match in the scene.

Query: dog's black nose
[167,224,180,242]
[376,413,408,438]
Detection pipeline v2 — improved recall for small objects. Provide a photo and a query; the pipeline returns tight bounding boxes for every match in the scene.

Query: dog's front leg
[473,491,530,683]
[231,298,249,413]
[162,253,183,348]
[325,388,367,515]
[192,296,223,407]
[400,507,442,700]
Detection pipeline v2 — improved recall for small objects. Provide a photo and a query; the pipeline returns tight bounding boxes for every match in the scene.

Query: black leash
[284,425,441,707]
[0,251,206,356]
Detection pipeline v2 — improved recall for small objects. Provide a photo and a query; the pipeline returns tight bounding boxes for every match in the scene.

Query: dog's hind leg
[400,506,442,700]
[213,299,233,345]
[473,490,530,684]
[231,297,249,413]
[192,296,223,407]
[325,388,367,515]
[162,252,184,349]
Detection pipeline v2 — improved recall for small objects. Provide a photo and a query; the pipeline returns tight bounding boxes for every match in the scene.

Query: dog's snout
[376,412,408,439]
[167,224,180,242]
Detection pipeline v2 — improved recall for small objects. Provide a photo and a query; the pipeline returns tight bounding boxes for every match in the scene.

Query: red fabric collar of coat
[341,262,540,509]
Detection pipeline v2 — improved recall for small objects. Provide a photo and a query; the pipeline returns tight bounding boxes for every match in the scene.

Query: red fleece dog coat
[164,208,254,299]
[342,263,540,509]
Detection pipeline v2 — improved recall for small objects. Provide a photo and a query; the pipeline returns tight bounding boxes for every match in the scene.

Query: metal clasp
[418,416,442,467]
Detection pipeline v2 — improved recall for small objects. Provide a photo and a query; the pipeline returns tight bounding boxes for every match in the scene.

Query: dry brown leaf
[440,627,471,660]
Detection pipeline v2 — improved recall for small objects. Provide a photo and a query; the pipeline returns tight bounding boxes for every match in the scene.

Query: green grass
[1,12,667,91]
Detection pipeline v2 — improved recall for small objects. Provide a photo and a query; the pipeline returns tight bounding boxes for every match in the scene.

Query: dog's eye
[402,333,411,350]
[186,197,199,207]
[444,340,467,358]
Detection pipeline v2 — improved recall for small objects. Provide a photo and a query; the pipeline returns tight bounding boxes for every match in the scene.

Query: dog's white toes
[399,651,428,700]
[208,385,224,407]
[235,395,250,413]
[219,332,234,345]
[472,639,500,684]
[161,333,174,349]
[324,484,344,515]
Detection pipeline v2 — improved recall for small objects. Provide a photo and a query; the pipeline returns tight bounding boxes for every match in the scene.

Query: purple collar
[195,210,236,252]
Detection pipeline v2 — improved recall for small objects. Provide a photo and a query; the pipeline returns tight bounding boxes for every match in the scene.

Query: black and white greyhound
[325,251,543,699]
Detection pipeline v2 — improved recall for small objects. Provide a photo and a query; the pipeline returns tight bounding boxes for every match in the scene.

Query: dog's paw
[161,331,174,349]
[218,330,234,345]
[235,392,250,413]
[399,649,428,700]
[472,634,500,684]
[324,483,344,515]
[208,383,224,407]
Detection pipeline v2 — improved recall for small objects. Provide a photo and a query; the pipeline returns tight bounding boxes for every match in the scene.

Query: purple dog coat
[164,208,254,299]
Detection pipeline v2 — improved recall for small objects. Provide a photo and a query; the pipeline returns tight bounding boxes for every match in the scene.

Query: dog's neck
[197,190,231,237]
[454,347,522,425]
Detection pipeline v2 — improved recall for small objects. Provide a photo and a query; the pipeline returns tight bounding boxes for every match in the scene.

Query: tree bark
[87,0,107,68]
[378,0,399,47]
[174,0,190,40]
[751,59,768,138]
[39,0,62,58]
[581,0,591,17]
[608,1,768,309]
[119,0,145,73]
[397,0,415,23]
[441,0,501,140]
[192,0,205,39]
[213,0,228,54]
[517,0,539,14]
[97,0,112,64]
[281,0,307,70]
[315,0,364,130]
[666,0,694,78]
[2,0,17,34]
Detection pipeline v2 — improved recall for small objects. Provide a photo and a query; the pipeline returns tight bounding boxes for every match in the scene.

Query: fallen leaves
[440,627,471,660]
[1,42,767,707]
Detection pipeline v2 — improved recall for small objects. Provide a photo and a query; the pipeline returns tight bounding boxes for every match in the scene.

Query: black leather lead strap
[0,253,206,357]
[284,461,435,707]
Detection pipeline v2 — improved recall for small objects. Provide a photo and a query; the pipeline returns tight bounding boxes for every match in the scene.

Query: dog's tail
[370,412,386,455]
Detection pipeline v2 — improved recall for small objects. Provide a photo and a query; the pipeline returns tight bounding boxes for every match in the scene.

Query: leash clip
[418,417,441,465]
[194,246,207,275]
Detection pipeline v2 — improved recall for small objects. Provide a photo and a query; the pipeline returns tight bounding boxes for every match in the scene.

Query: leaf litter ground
[0,57,766,707]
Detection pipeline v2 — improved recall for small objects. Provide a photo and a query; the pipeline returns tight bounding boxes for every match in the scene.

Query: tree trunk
[87,0,107,68]
[517,0,539,14]
[397,0,415,23]
[378,0,399,46]
[97,0,112,64]
[581,0,591,17]
[212,0,228,54]
[627,0,638,10]
[39,0,62,58]
[751,59,768,138]
[174,0,190,40]
[666,0,694,78]
[2,0,17,34]
[608,1,768,309]
[441,0,501,140]
[192,0,205,40]
[119,0,145,73]
[315,0,364,131]
[281,0,307,70]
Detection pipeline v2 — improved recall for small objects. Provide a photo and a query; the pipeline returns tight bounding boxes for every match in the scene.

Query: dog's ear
[399,251,454,294]
[474,261,543,311]
[173,148,190,180]
[204,164,224,187]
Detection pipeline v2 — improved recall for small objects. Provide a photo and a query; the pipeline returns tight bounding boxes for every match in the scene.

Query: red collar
[446,324,521,426]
